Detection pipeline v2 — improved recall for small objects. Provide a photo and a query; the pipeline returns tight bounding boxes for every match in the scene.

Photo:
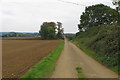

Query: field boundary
[21,41,64,78]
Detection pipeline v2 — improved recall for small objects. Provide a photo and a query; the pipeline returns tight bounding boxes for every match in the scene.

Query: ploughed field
[2,40,62,78]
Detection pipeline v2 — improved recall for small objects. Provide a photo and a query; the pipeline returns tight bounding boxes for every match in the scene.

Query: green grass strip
[20,41,64,79]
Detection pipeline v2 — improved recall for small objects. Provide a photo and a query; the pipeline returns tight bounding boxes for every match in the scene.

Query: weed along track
[2,40,62,78]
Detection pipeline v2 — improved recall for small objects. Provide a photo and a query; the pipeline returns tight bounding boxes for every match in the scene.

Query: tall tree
[112,0,120,25]
[57,22,64,39]
[39,22,56,39]
[78,4,118,31]
[112,0,120,12]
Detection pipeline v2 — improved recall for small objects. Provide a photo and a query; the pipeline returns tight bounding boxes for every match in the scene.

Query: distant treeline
[0,32,39,37]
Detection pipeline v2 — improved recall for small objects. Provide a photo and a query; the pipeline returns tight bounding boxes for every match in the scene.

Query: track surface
[2,40,62,78]
[51,38,118,78]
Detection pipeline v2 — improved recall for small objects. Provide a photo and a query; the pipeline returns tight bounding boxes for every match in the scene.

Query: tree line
[78,3,119,31]
[1,32,39,37]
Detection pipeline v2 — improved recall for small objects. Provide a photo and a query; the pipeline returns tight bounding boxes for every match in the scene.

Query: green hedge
[74,24,120,74]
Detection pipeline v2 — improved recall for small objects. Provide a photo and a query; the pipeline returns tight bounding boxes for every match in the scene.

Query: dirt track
[51,38,118,78]
[2,40,62,78]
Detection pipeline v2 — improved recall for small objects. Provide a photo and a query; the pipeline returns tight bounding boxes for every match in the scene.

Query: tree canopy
[39,22,64,39]
[112,0,120,25]
[112,0,120,12]
[57,22,64,39]
[78,4,118,31]
[39,22,56,39]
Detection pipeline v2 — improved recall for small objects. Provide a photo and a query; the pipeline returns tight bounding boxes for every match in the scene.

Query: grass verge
[20,41,64,79]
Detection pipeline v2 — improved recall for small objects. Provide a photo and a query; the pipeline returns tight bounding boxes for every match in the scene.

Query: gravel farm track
[51,38,118,78]
[2,40,62,78]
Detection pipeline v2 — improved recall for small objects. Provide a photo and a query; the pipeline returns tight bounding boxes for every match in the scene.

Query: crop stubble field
[2,40,62,78]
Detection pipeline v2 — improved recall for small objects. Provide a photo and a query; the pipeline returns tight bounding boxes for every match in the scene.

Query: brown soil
[2,40,62,78]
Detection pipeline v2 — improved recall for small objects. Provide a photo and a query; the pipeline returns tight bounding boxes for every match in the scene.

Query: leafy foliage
[57,22,64,39]
[39,22,56,39]
[75,3,119,74]
[78,4,118,31]
[75,24,120,74]
[112,0,120,12]
[112,0,120,25]
[1,32,39,37]
[66,35,75,40]
[39,22,64,40]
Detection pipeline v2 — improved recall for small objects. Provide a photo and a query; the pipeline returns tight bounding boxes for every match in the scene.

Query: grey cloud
[1,0,114,33]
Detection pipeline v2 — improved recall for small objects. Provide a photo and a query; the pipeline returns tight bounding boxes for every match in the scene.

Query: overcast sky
[1,0,115,33]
